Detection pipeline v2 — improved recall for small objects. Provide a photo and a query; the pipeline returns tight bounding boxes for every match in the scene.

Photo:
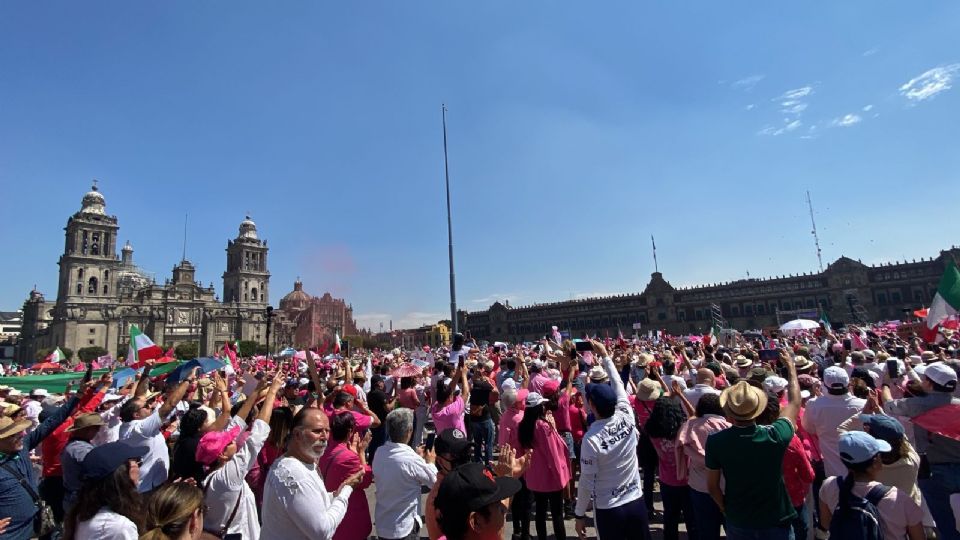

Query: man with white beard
[260,407,365,540]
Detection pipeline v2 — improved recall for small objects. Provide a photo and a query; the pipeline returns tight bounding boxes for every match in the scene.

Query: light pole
[442,104,458,334]
[265,306,273,356]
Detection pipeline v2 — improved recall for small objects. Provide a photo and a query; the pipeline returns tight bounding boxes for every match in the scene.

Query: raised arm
[591,340,627,403]
[134,363,154,398]
[778,349,800,426]
[158,367,198,419]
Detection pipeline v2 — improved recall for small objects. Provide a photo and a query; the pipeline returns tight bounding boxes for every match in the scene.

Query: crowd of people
[0,323,957,540]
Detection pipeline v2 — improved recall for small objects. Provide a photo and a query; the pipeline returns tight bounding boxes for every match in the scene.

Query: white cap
[500,378,517,391]
[525,392,547,407]
[298,377,309,386]
[30,388,48,397]
[763,376,788,394]
[824,366,849,389]
[863,350,876,359]
[924,362,958,388]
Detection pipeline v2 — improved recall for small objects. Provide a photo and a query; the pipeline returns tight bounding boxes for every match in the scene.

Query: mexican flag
[705,323,720,346]
[45,347,66,363]
[925,260,960,342]
[127,325,164,365]
[819,311,831,330]
[333,332,341,354]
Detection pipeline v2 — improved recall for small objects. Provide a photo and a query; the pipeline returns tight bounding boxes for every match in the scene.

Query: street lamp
[265,306,273,356]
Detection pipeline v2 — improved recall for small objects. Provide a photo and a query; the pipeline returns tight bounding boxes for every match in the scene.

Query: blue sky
[2,2,959,331]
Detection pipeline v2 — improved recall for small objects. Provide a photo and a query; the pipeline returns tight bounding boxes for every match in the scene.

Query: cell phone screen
[575,340,593,352]
[424,432,436,452]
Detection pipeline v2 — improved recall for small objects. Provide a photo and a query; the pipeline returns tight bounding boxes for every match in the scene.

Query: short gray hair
[385,408,414,443]
[501,389,518,409]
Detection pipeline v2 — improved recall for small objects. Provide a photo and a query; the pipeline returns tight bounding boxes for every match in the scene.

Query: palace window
[877,293,887,305]
[78,268,84,279]
[91,232,100,255]
[76,283,82,294]
[103,285,109,294]
[88,277,98,294]
[891,291,901,303]
[81,231,89,255]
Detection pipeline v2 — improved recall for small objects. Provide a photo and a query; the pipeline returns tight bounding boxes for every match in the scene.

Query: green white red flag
[127,325,164,365]
[44,347,65,363]
[925,260,960,342]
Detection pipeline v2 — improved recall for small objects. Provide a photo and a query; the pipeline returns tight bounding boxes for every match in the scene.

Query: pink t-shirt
[553,393,572,433]
[651,437,685,487]
[567,401,586,442]
[397,388,420,409]
[323,405,372,431]
[431,396,465,433]
[523,419,571,493]
[497,407,524,452]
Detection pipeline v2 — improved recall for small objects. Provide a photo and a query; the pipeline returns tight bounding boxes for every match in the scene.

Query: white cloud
[863,48,879,57]
[471,293,522,305]
[831,114,862,127]
[782,103,808,115]
[745,104,755,111]
[899,64,960,102]
[778,86,814,101]
[758,119,802,136]
[862,104,874,112]
[731,74,765,91]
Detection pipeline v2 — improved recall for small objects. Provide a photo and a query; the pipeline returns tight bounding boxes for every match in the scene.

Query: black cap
[82,441,148,481]
[436,463,521,518]
[434,428,472,457]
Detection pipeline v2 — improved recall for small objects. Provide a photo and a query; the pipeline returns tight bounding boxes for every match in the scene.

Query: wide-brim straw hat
[0,416,31,439]
[720,381,768,422]
[794,356,815,372]
[733,355,753,369]
[635,378,661,402]
[66,412,105,433]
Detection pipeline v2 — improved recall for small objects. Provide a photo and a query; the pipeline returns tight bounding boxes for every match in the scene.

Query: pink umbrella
[390,363,423,378]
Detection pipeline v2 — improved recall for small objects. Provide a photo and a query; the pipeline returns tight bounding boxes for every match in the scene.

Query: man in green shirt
[706,350,800,540]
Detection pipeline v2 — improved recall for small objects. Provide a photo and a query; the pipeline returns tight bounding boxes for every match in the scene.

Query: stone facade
[459,249,960,343]
[272,280,358,349]
[17,184,271,363]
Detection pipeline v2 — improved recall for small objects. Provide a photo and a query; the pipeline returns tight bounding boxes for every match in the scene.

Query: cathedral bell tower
[57,182,120,304]
[222,216,270,305]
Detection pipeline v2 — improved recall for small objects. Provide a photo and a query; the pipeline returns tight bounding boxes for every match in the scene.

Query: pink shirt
[783,434,815,507]
[567,401,587,442]
[431,396,465,433]
[651,437,685,487]
[676,414,731,493]
[323,405,373,432]
[397,388,420,409]
[523,419,571,493]
[553,393,572,432]
[317,441,373,540]
[498,407,524,452]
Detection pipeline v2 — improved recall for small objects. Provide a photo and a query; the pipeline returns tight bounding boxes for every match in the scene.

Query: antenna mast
[806,190,824,272]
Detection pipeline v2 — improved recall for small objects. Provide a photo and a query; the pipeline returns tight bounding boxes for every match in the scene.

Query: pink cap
[515,389,529,410]
[195,425,242,466]
[541,380,561,397]
[342,384,358,397]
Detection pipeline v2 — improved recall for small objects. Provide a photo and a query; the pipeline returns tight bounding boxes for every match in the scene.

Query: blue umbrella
[166,357,226,384]
[110,368,138,389]
[280,347,296,358]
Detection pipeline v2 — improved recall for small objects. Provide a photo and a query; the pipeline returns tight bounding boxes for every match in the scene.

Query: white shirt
[575,356,643,516]
[23,399,41,431]
[92,396,130,446]
[683,384,721,409]
[801,392,866,477]
[372,441,438,538]
[261,455,353,540]
[203,418,269,539]
[118,409,169,492]
[75,509,138,540]
[662,375,687,392]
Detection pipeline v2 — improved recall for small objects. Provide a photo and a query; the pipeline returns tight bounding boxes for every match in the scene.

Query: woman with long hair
[430,357,470,434]
[246,406,294,509]
[645,396,697,540]
[518,392,570,540]
[141,482,209,540]
[63,441,147,540]
[676,393,731,540]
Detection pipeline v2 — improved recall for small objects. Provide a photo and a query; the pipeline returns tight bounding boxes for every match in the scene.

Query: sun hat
[435,462,521,522]
[838,431,891,465]
[633,353,654,367]
[588,365,609,383]
[763,376,788,394]
[7,389,22,398]
[1,403,22,416]
[734,355,753,369]
[541,379,561,398]
[921,351,937,362]
[195,425,243,466]
[863,350,877,360]
[720,381,768,422]
[748,367,770,384]
[823,366,849,390]
[525,392,547,408]
[66,413,105,433]
[82,441,148,481]
[907,354,922,365]
[30,389,48,398]
[794,356,815,372]
[924,362,958,389]
[0,416,31,439]
[635,378,661,402]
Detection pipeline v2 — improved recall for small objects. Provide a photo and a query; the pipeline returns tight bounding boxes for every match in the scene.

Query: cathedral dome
[279,279,310,310]
[81,182,106,215]
[238,215,258,240]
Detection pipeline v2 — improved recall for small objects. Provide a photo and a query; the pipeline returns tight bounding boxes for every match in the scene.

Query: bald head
[696,368,716,387]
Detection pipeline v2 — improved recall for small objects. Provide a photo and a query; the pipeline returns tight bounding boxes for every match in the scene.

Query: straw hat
[720,381,768,422]
[0,416,31,439]
[635,378,662,402]
[794,356,815,372]
[633,353,654,367]
[66,413,105,433]
[733,355,753,369]
[588,365,609,383]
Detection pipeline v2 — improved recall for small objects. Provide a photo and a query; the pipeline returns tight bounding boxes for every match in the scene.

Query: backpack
[828,477,890,540]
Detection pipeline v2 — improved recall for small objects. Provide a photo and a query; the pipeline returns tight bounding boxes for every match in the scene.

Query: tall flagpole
[442,104,459,334]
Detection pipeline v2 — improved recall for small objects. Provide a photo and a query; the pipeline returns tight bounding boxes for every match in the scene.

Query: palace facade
[458,248,960,343]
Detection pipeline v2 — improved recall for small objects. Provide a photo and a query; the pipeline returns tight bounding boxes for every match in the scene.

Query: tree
[174,342,199,360]
[255,344,269,355]
[237,340,260,358]
[77,346,108,362]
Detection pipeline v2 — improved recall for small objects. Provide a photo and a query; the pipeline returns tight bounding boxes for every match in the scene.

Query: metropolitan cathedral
[17,184,273,363]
